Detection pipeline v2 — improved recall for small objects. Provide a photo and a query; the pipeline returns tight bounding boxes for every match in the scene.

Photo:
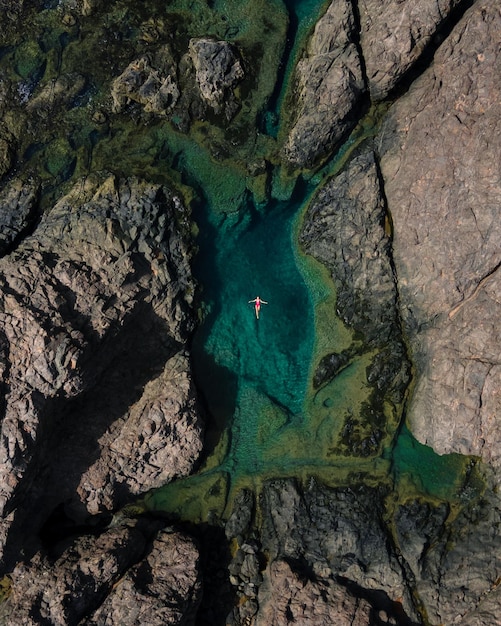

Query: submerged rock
[283,0,366,169]
[379,0,501,467]
[26,72,86,112]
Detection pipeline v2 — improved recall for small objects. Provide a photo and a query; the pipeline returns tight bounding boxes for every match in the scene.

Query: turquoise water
[192,190,315,476]
[262,0,331,136]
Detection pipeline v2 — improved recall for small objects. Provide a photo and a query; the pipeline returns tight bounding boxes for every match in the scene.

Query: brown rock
[360,0,464,99]
[283,0,365,169]
[379,0,501,466]
[256,559,372,626]
[85,528,201,626]
[0,522,201,626]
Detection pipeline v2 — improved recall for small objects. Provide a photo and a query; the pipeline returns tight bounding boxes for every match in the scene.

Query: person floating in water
[248,296,268,319]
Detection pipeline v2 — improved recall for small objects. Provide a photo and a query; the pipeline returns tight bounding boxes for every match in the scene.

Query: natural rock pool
[1,0,497,623]
[144,147,472,524]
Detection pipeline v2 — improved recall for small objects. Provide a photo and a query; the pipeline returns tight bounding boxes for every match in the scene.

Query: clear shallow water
[192,190,315,476]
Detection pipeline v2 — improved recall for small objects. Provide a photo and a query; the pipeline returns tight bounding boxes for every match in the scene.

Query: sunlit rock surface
[359,0,465,99]
[0,173,202,570]
[0,0,500,623]
[379,0,501,467]
[283,0,366,168]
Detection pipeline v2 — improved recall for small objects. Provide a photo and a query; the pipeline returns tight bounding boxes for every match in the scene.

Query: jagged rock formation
[283,0,366,169]
[0,520,201,625]
[111,38,244,123]
[0,0,500,623]
[223,476,501,626]
[0,173,203,616]
[359,0,465,99]
[379,0,501,467]
[0,179,38,255]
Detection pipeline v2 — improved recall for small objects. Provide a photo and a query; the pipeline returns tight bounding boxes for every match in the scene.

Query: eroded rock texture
[0,521,201,626]
[0,173,203,576]
[283,0,366,168]
[301,151,410,456]
[359,0,465,99]
[379,0,501,466]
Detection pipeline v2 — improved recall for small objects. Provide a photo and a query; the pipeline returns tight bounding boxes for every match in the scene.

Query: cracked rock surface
[379,0,501,466]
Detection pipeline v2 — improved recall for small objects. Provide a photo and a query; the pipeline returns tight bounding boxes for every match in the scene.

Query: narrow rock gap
[371,151,415,452]
[350,0,370,97]
[257,4,299,135]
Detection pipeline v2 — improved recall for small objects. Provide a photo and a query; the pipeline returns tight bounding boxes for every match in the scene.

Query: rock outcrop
[379,0,501,467]
[283,0,366,169]
[0,179,38,255]
[301,151,410,456]
[0,520,201,625]
[359,0,465,100]
[0,173,202,571]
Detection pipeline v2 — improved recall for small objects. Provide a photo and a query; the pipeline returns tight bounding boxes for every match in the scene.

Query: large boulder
[379,0,501,467]
[189,38,244,119]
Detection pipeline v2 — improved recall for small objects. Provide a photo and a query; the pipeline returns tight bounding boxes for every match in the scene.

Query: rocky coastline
[0,0,499,624]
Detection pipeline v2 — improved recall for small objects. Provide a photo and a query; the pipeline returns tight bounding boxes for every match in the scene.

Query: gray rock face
[189,38,244,119]
[26,72,87,112]
[111,47,180,116]
[0,179,38,255]
[359,0,464,100]
[85,527,202,626]
[301,151,410,456]
[0,173,202,569]
[301,151,396,344]
[0,521,201,626]
[112,38,244,123]
[283,0,366,169]
[259,479,418,623]
[379,0,501,466]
